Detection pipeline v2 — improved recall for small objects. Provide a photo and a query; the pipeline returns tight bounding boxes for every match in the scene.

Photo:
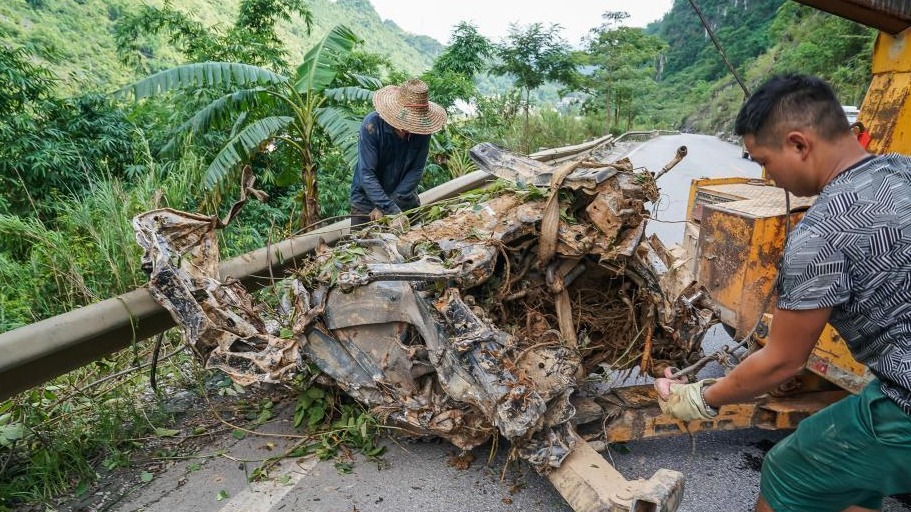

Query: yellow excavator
[601,1,911,443]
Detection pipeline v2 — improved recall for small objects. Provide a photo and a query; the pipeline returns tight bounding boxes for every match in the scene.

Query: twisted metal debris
[133,143,717,473]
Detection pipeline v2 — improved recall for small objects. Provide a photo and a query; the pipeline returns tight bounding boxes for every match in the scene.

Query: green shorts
[761,380,911,512]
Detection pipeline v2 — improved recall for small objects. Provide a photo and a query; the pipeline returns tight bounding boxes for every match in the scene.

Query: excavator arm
[792,0,911,34]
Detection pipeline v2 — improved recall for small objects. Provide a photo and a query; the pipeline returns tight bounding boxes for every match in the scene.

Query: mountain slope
[641,0,874,133]
[648,0,786,82]
[0,0,442,94]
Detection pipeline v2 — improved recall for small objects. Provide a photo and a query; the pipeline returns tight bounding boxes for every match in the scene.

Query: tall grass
[0,146,217,507]
[0,154,201,330]
[491,107,606,156]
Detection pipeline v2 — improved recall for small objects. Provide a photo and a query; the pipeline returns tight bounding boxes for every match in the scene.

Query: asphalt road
[87,134,909,512]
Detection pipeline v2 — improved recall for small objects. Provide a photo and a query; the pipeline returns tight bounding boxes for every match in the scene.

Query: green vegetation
[0,0,878,507]
[0,0,439,94]
[652,0,785,81]
[120,26,376,227]
[490,22,577,152]
[641,0,875,133]
[580,11,668,134]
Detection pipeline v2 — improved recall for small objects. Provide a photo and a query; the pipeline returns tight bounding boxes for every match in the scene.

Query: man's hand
[369,208,383,222]
[655,367,718,421]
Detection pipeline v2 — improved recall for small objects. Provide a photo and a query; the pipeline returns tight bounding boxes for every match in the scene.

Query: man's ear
[786,131,811,159]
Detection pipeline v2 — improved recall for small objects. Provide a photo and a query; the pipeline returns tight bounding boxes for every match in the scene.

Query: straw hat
[372,78,447,135]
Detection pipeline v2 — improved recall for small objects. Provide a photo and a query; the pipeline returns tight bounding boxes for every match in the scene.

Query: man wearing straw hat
[349,78,447,229]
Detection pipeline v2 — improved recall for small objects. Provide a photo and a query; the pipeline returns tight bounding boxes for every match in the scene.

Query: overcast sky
[368,0,675,47]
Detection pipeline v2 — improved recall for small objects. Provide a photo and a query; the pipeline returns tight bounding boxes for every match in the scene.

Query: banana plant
[119,25,381,228]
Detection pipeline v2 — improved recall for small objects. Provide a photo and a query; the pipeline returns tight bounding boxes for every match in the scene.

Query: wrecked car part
[133,172,301,387]
[134,143,716,511]
[549,431,685,512]
[655,145,689,180]
[336,255,460,290]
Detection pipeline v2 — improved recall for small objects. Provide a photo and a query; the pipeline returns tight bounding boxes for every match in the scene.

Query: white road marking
[624,141,647,158]
[218,456,318,512]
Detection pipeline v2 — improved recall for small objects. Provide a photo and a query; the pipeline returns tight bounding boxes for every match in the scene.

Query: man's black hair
[734,74,850,146]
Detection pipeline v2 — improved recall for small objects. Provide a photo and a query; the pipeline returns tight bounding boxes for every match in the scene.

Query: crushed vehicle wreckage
[133,142,719,511]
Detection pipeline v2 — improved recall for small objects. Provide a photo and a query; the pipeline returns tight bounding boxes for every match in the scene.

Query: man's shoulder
[361,111,386,136]
[832,153,911,188]
[816,154,911,208]
[794,153,911,253]
[872,152,911,168]
[859,153,911,175]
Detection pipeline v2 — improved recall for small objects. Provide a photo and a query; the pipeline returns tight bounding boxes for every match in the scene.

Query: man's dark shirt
[777,153,911,414]
[349,111,430,215]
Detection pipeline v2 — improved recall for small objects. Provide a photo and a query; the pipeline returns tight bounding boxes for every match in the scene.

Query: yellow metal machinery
[860,24,911,155]
[683,180,870,394]
[685,0,911,396]
[794,0,911,156]
[602,1,911,443]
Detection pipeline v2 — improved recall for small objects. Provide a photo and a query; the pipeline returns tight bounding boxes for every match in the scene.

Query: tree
[120,25,379,228]
[491,23,577,152]
[0,42,137,216]
[0,43,54,115]
[114,0,313,72]
[434,22,493,77]
[422,22,494,109]
[582,12,666,132]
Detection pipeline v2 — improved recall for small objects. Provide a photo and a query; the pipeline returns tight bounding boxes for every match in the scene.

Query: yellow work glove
[655,373,718,421]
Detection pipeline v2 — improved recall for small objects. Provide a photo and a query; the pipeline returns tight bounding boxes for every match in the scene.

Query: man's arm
[357,121,400,214]
[702,306,831,407]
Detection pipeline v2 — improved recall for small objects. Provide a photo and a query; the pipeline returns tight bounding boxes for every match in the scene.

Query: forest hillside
[0,0,442,94]
[644,0,873,132]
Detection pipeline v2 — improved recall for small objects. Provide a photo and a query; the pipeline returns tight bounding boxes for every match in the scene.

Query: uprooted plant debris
[133,142,718,474]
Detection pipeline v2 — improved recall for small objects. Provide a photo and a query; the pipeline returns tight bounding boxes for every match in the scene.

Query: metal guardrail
[0,131,662,401]
[528,134,615,165]
[613,130,680,143]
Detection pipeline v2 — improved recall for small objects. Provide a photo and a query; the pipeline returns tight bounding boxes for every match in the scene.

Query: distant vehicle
[843,105,860,124]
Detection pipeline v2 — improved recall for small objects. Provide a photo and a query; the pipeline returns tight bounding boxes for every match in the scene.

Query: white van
[843,105,859,124]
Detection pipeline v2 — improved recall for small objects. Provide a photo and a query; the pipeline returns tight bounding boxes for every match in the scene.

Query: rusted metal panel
[793,0,911,34]
[691,181,812,337]
[696,206,754,331]
[862,30,911,155]
[753,314,873,394]
[601,385,848,443]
